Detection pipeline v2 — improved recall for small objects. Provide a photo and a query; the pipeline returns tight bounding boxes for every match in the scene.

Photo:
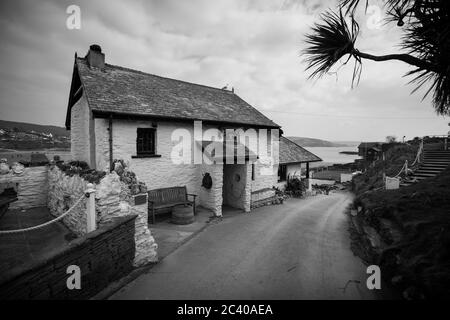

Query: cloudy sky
[0,0,448,141]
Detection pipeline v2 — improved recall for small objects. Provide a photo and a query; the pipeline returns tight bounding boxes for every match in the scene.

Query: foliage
[354,167,450,299]
[112,159,147,195]
[56,161,106,184]
[303,0,450,115]
[352,144,417,195]
[56,159,147,195]
[386,135,397,143]
[285,176,306,197]
[272,186,288,203]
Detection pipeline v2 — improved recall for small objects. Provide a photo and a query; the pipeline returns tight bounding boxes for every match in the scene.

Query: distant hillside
[0,120,70,151]
[286,136,353,148]
[0,120,69,137]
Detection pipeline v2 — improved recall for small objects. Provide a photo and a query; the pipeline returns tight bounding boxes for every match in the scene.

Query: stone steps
[400,147,450,187]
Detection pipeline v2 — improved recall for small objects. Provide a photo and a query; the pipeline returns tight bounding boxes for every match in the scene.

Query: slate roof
[279,137,322,164]
[73,58,280,128]
[199,141,257,162]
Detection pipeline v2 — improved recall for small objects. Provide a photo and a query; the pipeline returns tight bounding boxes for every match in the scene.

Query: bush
[112,159,147,195]
[285,177,305,198]
[56,161,106,184]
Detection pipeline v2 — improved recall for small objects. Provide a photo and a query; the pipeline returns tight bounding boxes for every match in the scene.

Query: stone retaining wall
[0,215,136,300]
[47,166,158,266]
[47,166,88,236]
[0,166,49,210]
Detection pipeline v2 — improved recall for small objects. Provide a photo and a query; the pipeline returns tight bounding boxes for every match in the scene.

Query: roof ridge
[77,57,237,95]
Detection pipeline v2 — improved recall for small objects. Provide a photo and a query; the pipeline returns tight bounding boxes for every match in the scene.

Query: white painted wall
[275,163,304,190]
[199,163,223,216]
[0,166,48,210]
[70,95,91,164]
[91,119,277,215]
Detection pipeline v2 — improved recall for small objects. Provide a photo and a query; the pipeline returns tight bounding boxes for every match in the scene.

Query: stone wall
[92,119,279,215]
[198,163,223,216]
[47,166,158,266]
[95,119,201,195]
[244,164,252,212]
[48,166,88,236]
[251,188,275,203]
[0,215,136,300]
[0,166,49,210]
[70,94,91,164]
[95,173,158,266]
[251,162,278,200]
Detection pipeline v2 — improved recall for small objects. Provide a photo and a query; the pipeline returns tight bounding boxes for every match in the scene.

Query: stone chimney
[86,44,105,69]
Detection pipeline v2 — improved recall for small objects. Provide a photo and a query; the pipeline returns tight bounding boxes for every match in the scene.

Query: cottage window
[278,164,287,182]
[136,128,156,156]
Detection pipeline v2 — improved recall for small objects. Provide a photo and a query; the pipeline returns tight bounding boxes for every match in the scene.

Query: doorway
[222,164,248,212]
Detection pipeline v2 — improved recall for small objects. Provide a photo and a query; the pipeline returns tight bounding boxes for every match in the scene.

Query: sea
[304,146,361,168]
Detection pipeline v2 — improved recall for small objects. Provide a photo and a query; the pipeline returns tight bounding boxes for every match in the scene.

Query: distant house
[358,142,383,161]
[65,45,288,217]
[277,136,322,187]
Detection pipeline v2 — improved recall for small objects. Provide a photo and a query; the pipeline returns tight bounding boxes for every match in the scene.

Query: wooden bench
[147,186,197,224]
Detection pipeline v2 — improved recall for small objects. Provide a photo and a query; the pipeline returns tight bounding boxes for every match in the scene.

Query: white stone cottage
[65,45,318,217]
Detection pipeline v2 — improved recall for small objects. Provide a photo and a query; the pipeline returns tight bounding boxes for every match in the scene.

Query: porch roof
[279,137,322,164]
[199,141,257,162]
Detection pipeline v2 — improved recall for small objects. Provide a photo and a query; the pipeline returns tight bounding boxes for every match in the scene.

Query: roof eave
[91,110,281,129]
[279,159,323,165]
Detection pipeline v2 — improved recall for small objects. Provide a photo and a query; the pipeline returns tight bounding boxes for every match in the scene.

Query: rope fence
[0,194,86,235]
[387,139,424,180]
[410,139,424,167]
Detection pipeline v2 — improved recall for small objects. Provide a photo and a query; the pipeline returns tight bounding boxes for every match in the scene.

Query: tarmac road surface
[111,191,388,300]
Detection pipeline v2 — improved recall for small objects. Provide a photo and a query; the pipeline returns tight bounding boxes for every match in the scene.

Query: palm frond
[333,0,450,115]
[303,10,361,86]
[401,0,450,114]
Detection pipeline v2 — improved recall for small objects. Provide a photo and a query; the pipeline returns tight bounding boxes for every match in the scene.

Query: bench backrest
[148,186,187,205]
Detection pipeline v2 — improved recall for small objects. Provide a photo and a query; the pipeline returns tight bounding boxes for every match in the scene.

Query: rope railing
[410,139,424,167]
[0,194,86,235]
[392,160,408,178]
[386,138,423,181]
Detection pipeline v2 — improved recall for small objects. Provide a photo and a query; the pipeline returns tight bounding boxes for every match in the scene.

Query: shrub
[285,177,306,198]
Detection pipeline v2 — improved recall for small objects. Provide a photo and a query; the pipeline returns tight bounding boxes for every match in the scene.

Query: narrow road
[112,192,385,300]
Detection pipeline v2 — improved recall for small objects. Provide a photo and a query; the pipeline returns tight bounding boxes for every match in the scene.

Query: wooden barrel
[171,205,194,225]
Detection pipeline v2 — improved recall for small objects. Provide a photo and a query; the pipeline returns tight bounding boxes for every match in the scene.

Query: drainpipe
[108,115,113,172]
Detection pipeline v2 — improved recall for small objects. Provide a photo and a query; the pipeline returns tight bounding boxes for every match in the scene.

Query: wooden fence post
[85,183,96,233]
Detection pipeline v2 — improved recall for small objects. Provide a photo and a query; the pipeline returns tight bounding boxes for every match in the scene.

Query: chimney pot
[86,44,105,69]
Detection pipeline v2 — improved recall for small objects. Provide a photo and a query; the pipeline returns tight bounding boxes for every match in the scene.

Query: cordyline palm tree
[303,0,450,115]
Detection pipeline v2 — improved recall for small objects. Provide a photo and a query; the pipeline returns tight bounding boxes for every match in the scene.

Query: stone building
[358,142,383,161]
[276,136,322,188]
[65,45,286,217]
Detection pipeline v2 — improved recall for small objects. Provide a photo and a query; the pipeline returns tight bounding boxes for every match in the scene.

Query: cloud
[0,0,448,141]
